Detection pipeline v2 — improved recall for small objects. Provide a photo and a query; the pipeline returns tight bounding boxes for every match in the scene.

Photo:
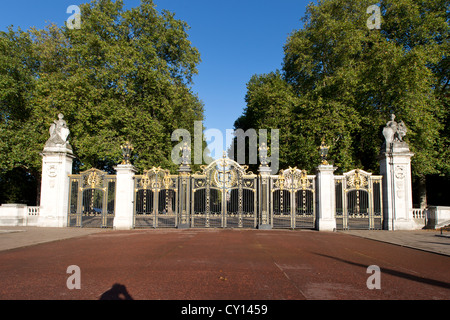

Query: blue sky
[0,0,310,157]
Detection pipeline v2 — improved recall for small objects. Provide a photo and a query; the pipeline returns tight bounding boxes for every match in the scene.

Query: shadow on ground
[314,252,450,290]
[99,283,133,300]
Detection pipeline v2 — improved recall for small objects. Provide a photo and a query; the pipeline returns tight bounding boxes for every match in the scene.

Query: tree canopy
[235,0,448,205]
[0,0,204,204]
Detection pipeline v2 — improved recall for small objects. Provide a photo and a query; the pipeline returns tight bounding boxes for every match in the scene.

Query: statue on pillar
[382,114,408,150]
[39,113,75,227]
[44,113,72,151]
[379,114,415,230]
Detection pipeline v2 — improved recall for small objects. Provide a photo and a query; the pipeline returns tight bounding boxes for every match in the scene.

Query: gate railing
[190,155,258,228]
[270,168,315,229]
[134,167,178,228]
[67,160,383,230]
[68,168,116,228]
[335,169,383,230]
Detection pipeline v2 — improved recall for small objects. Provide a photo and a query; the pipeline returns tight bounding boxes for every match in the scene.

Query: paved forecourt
[0,228,448,300]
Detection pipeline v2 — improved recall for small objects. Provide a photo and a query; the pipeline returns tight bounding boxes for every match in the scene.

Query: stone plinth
[38,147,74,227]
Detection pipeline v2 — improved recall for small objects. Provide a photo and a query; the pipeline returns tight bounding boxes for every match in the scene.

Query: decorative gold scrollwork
[86,171,102,188]
[346,169,368,190]
[139,173,151,190]
[299,169,312,190]
[138,167,175,191]
[195,156,254,177]
[162,173,172,190]
[275,167,312,191]
[81,169,105,190]
[243,179,254,188]
[212,167,237,189]
[275,171,286,190]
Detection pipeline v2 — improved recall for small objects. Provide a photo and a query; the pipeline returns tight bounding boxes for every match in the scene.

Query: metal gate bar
[270,168,315,229]
[68,169,116,228]
[134,168,178,228]
[335,169,383,230]
[190,155,257,228]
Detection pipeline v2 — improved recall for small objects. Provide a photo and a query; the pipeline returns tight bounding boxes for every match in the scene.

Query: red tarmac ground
[0,229,449,300]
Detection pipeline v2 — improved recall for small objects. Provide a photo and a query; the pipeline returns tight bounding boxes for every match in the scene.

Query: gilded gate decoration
[191,154,257,228]
[134,167,178,228]
[68,168,116,228]
[270,168,316,228]
[67,157,383,230]
[57,113,410,231]
[335,169,383,230]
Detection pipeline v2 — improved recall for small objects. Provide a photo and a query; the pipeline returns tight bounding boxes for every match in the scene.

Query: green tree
[0,0,204,204]
[234,71,316,172]
[236,0,448,206]
[0,27,41,204]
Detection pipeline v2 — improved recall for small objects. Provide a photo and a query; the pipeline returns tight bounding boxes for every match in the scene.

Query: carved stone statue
[396,121,407,142]
[382,114,396,145]
[44,113,72,151]
[382,114,408,151]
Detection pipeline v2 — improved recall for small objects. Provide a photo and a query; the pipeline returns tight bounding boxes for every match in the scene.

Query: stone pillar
[38,114,74,227]
[379,143,415,230]
[113,164,137,230]
[379,114,415,230]
[316,164,337,231]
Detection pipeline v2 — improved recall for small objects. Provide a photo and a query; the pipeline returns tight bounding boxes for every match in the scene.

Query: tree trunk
[419,175,427,209]
[35,172,41,206]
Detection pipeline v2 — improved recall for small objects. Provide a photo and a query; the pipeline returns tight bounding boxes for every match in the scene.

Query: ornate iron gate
[68,169,116,228]
[191,155,257,228]
[270,168,316,229]
[66,159,383,230]
[335,169,383,230]
[134,168,178,228]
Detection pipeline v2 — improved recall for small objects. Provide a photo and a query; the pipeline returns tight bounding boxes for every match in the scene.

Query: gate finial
[319,139,329,165]
[259,143,268,166]
[181,142,191,166]
[121,141,134,165]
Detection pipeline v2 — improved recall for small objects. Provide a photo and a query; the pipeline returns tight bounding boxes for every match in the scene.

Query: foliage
[236,0,449,181]
[0,0,204,204]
